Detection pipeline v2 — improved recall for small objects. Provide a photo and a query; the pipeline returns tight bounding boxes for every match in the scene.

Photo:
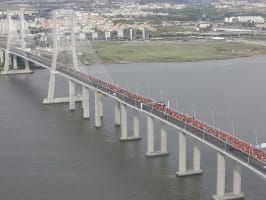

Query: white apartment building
[224,16,265,24]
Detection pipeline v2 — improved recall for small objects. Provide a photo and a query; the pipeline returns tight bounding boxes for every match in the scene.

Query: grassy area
[76,40,266,64]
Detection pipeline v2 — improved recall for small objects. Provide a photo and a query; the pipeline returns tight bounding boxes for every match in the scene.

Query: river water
[0,56,265,200]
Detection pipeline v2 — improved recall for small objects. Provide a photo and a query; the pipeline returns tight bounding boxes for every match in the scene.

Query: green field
[76,40,266,64]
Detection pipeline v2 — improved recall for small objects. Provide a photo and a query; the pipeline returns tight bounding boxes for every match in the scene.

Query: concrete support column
[115,101,121,126]
[69,80,75,110]
[25,59,30,71]
[94,91,101,128]
[160,121,168,153]
[13,55,17,70]
[193,140,201,171]
[145,117,169,157]
[82,86,90,119]
[99,93,103,118]
[217,152,226,196]
[8,54,12,65]
[42,78,54,103]
[120,108,141,142]
[176,133,202,176]
[145,115,154,156]
[177,131,187,174]
[232,163,244,199]
[212,152,226,199]
[133,110,140,138]
[3,51,10,73]
[212,155,244,200]
[120,103,127,140]
[43,71,55,103]
[2,12,11,75]
[0,51,4,65]
[1,54,32,74]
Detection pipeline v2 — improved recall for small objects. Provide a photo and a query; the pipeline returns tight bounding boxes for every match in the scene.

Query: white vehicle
[261,143,266,149]
[156,101,166,106]
[254,143,266,149]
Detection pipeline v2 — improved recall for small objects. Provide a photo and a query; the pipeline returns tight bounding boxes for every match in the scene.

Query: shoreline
[84,54,266,66]
[83,54,266,68]
[98,54,264,65]
[77,40,266,65]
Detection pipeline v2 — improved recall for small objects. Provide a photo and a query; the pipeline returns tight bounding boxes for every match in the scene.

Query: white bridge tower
[43,10,83,109]
[0,9,32,75]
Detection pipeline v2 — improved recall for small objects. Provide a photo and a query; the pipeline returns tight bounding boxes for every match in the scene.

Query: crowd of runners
[59,66,266,163]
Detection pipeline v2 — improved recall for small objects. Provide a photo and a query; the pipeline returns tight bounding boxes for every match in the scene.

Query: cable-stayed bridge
[0,9,265,200]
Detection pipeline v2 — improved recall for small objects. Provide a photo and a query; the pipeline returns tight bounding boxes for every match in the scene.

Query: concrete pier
[176,132,202,176]
[160,121,169,155]
[1,53,32,75]
[1,12,11,75]
[145,115,154,156]
[132,110,141,139]
[43,70,81,104]
[120,103,128,140]
[193,140,202,172]
[0,50,3,65]
[99,93,103,118]
[13,55,17,70]
[24,59,31,72]
[145,115,169,157]
[82,86,90,119]
[115,101,121,126]
[94,91,101,128]
[69,80,75,110]
[43,96,82,104]
[176,131,187,175]
[43,71,56,103]
[212,153,244,200]
[217,152,226,197]
[121,108,141,141]
[2,51,10,74]
[233,163,242,196]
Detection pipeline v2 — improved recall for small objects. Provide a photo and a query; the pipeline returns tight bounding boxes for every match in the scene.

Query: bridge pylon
[43,10,82,108]
[19,8,32,74]
[1,9,32,75]
[1,11,11,74]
